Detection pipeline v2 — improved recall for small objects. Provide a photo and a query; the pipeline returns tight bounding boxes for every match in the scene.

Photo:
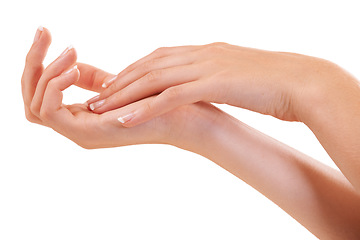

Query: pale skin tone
[22,28,360,239]
[88,40,360,193]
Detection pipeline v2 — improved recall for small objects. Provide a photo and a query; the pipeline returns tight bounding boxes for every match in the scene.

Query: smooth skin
[23,28,360,239]
[88,42,360,194]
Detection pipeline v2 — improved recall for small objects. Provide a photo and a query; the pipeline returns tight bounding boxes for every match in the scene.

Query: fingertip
[118,107,150,128]
[75,66,80,82]
[28,26,52,64]
[57,65,80,91]
[117,112,136,126]
[69,65,81,84]
[60,45,77,62]
[88,99,105,113]
[102,75,118,89]
[33,26,52,47]
[33,26,42,43]
[41,27,52,42]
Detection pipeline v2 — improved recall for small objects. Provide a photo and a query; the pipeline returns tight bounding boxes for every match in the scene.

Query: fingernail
[102,75,117,88]
[60,45,74,56]
[86,95,100,104]
[33,26,43,43]
[118,112,134,124]
[63,65,78,75]
[89,99,105,111]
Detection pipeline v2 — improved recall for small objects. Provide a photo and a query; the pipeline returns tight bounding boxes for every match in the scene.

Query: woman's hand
[22,28,360,238]
[86,42,334,127]
[22,28,226,150]
[84,40,360,192]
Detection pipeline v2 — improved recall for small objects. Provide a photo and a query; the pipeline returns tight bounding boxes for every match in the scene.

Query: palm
[60,95,218,150]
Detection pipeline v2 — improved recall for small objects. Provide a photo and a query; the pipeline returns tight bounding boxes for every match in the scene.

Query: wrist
[172,104,242,160]
[291,58,349,123]
[159,103,230,155]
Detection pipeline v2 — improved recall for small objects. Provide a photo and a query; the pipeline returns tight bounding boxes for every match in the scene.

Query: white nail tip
[89,100,105,111]
[33,26,44,43]
[102,75,117,88]
[117,113,134,124]
[117,117,125,124]
[61,45,74,56]
[64,65,77,74]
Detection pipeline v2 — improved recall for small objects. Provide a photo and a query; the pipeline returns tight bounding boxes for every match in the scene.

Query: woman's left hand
[22,27,227,151]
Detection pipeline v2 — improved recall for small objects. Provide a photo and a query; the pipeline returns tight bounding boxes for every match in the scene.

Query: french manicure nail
[89,99,105,111]
[60,45,74,56]
[118,112,134,124]
[102,75,118,88]
[63,65,78,75]
[33,26,43,43]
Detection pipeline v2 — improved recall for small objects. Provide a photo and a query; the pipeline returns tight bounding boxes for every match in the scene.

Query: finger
[22,27,52,105]
[117,80,209,127]
[101,45,202,89]
[92,51,199,106]
[22,27,52,123]
[30,46,77,118]
[90,63,202,114]
[75,63,114,93]
[40,65,80,123]
[100,96,155,124]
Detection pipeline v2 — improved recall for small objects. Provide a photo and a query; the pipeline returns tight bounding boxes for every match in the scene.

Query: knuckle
[25,49,44,70]
[89,68,100,90]
[204,43,227,55]
[209,42,227,47]
[143,101,153,113]
[25,111,37,123]
[25,50,39,64]
[209,45,222,53]
[29,102,39,116]
[142,59,157,72]
[126,62,137,73]
[145,70,162,83]
[39,108,51,120]
[47,78,56,88]
[162,86,181,102]
[46,79,60,93]
[25,52,33,64]
[154,47,167,55]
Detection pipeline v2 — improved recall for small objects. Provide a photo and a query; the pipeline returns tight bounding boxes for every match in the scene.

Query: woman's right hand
[22,27,226,151]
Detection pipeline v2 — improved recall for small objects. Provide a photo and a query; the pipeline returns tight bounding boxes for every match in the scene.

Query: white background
[1,0,359,239]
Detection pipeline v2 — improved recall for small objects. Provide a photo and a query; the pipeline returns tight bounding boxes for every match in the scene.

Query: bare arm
[89,43,360,194]
[299,63,360,192]
[24,29,360,239]
[185,110,360,239]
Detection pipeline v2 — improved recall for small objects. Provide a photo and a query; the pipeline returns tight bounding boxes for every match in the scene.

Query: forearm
[300,64,360,191]
[185,111,360,239]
